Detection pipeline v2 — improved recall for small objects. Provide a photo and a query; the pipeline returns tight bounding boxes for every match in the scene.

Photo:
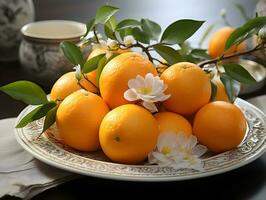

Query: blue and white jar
[0,0,34,61]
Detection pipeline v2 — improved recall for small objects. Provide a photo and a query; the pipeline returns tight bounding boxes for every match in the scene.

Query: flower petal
[128,79,141,89]
[144,73,154,88]
[124,89,138,101]
[142,101,158,113]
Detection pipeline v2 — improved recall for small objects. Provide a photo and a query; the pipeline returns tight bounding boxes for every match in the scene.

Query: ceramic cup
[19,20,88,87]
[0,0,34,61]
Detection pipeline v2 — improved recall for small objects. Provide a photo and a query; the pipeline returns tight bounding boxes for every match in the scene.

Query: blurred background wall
[33,0,258,47]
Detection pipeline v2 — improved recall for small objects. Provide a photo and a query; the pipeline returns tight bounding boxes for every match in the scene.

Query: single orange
[154,112,192,136]
[193,101,246,153]
[208,27,246,59]
[99,52,158,108]
[99,104,158,164]
[56,90,109,151]
[50,72,97,101]
[161,62,211,115]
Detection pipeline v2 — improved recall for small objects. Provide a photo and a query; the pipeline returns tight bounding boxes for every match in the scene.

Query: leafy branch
[198,43,265,67]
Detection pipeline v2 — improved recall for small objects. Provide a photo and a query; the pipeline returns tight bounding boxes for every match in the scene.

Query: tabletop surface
[1,0,266,199]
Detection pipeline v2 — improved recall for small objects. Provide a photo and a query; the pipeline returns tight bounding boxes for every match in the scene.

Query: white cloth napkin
[0,118,76,199]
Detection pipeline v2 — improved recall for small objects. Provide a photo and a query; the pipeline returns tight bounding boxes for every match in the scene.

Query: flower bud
[73,64,82,81]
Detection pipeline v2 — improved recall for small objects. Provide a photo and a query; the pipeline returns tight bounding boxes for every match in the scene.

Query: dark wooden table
[1,60,266,200]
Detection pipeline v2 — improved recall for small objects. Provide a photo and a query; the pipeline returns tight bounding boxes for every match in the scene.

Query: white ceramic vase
[0,0,34,61]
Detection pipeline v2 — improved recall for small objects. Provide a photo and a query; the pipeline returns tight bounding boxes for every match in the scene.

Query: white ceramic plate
[14,98,266,182]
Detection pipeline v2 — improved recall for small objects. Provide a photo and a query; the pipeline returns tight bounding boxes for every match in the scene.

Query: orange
[208,27,246,59]
[50,72,97,101]
[193,101,246,153]
[56,90,109,151]
[99,104,158,164]
[86,48,130,83]
[154,112,192,136]
[161,62,211,116]
[99,52,158,108]
[213,79,229,102]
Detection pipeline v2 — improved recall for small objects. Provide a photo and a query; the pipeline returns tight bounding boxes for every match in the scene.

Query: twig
[93,26,99,43]
[198,43,265,67]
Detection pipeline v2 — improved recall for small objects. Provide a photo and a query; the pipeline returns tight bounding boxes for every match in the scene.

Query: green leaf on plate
[223,63,256,84]
[42,105,58,133]
[116,19,140,31]
[132,27,150,44]
[83,53,106,73]
[220,73,236,103]
[161,19,204,44]
[16,101,57,128]
[0,81,48,105]
[225,16,266,51]
[210,80,217,101]
[154,44,185,65]
[104,16,117,39]
[95,5,119,24]
[60,41,84,66]
[141,18,161,41]
[83,18,95,38]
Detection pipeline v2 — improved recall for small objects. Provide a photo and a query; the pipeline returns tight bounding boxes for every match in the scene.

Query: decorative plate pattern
[14,98,266,182]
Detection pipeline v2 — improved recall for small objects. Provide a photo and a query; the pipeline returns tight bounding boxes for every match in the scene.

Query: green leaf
[104,16,117,39]
[95,5,119,24]
[60,41,84,66]
[118,27,133,40]
[220,73,236,103]
[132,27,150,44]
[223,63,256,84]
[234,3,250,21]
[42,105,58,133]
[210,81,217,101]
[96,57,108,86]
[161,19,204,44]
[83,18,95,38]
[199,24,215,47]
[96,53,119,86]
[179,42,191,56]
[0,81,48,105]
[141,18,161,41]
[16,102,57,128]
[116,19,140,31]
[225,16,266,51]
[154,44,185,65]
[190,49,210,59]
[83,53,106,73]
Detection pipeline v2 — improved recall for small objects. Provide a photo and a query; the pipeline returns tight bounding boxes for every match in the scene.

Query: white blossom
[107,38,119,50]
[148,132,207,171]
[123,35,136,47]
[73,64,82,81]
[124,73,170,112]
[92,40,107,50]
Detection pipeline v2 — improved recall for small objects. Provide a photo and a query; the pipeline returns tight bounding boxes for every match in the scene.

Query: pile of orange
[50,33,247,165]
